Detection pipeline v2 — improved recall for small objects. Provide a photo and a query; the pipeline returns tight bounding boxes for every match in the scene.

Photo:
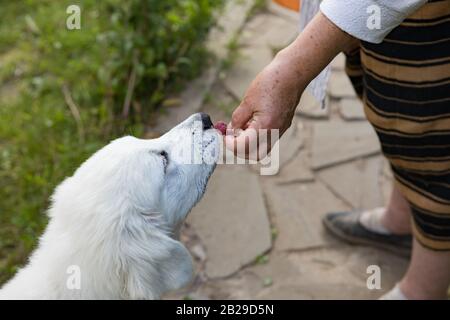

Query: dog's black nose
[200,112,213,130]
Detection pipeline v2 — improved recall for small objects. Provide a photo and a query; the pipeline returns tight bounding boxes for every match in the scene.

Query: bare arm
[226,12,357,157]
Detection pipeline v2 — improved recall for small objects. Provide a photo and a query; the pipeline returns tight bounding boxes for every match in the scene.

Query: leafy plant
[0,0,224,284]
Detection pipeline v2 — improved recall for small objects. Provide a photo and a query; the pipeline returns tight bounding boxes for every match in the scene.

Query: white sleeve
[319,0,427,43]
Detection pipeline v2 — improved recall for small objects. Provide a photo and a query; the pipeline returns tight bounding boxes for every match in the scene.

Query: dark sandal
[323,211,412,257]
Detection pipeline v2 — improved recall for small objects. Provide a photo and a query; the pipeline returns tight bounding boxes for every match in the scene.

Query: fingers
[230,102,253,129]
[224,102,256,159]
[224,120,272,161]
[224,127,258,161]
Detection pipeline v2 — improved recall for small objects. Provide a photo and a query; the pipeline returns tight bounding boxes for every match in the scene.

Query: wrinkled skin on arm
[225,12,358,159]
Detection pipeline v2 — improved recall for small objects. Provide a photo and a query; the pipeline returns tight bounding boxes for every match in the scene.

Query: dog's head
[48,113,220,299]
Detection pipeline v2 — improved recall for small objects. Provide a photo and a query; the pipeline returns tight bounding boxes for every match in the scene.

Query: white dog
[0,113,220,299]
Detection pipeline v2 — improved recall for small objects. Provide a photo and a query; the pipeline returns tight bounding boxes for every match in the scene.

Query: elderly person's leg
[372,183,412,234]
[398,239,450,299]
[326,0,450,299]
[358,183,411,236]
[381,184,411,234]
[381,183,411,234]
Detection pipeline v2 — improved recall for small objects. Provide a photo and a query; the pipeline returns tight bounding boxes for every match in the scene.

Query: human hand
[225,53,305,160]
[224,11,355,160]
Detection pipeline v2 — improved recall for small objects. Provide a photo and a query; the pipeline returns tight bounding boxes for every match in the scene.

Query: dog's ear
[119,225,193,300]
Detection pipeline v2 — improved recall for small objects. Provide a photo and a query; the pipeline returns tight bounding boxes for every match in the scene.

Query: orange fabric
[273,0,300,12]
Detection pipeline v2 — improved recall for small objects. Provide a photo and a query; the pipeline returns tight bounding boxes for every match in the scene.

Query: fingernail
[233,128,243,137]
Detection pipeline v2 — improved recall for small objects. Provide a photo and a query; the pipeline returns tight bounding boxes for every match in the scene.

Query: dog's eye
[159,151,169,169]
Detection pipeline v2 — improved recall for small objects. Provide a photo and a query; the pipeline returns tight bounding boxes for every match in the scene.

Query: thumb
[230,102,253,129]
[224,119,262,160]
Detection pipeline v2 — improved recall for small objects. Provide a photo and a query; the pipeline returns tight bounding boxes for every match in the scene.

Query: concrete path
[163,2,408,300]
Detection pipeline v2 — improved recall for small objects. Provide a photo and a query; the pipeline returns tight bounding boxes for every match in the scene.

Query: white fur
[0,113,219,300]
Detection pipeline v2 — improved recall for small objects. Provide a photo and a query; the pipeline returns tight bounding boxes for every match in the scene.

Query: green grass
[0,0,223,285]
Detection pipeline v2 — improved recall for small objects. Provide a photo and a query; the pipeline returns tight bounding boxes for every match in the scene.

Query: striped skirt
[345,0,450,250]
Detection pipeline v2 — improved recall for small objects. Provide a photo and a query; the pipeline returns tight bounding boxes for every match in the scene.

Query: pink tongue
[214,121,227,135]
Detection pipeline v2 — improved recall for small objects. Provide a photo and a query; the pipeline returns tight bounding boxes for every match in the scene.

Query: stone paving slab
[201,82,237,123]
[296,90,330,119]
[331,53,346,71]
[249,117,304,175]
[223,45,274,99]
[328,71,356,98]
[241,13,298,49]
[207,0,255,61]
[311,120,380,170]
[153,67,218,133]
[318,157,384,209]
[255,248,408,300]
[274,149,315,184]
[188,165,272,278]
[276,118,305,167]
[183,247,408,299]
[263,180,349,251]
[223,11,298,100]
[338,97,366,120]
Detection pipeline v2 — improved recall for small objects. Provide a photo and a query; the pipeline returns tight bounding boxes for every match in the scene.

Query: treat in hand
[214,121,227,135]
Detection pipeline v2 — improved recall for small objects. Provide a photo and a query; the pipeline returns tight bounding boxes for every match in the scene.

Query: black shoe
[323,211,412,257]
